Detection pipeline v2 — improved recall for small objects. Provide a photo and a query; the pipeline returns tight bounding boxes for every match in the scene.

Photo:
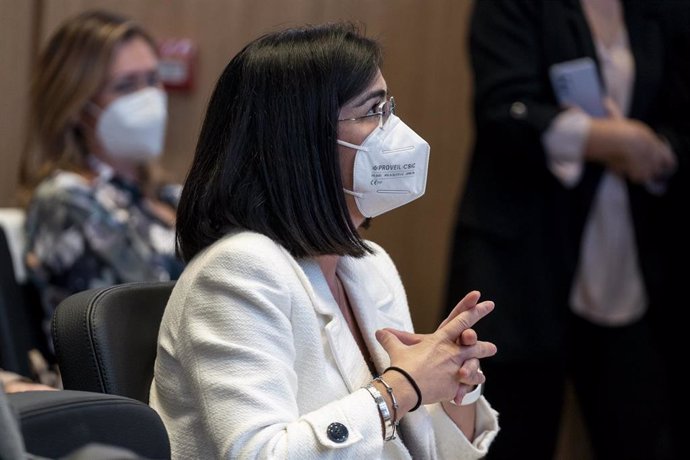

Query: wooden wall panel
[0,0,34,206]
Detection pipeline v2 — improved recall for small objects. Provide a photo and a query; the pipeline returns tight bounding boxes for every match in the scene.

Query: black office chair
[0,225,54,379]
[51,281,175,404]
[0,225,33,376]
[8,389,170,459]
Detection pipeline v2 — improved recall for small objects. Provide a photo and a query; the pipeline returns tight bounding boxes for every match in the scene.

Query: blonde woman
[21,10,184,352]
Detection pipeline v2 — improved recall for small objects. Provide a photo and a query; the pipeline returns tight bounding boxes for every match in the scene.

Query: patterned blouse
[25,157,185,345]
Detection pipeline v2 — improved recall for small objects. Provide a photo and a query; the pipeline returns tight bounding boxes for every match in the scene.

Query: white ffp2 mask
[94,87,168,162]
[337,114,430,218]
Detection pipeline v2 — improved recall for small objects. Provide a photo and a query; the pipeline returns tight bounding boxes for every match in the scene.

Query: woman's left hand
[385,290,491,404]
[377,293,496,406]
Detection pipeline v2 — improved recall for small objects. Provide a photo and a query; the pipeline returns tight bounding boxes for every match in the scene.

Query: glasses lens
[381,97,395,125]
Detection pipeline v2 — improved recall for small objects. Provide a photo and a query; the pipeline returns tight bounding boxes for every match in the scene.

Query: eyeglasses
[103,70,162,96]
[338,96,396,128]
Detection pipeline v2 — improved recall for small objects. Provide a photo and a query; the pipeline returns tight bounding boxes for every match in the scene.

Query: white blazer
[150,230,498,459]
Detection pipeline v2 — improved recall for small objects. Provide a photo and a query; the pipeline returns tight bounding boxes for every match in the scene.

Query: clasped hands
[376,291,496,408]
[589,97,677,184]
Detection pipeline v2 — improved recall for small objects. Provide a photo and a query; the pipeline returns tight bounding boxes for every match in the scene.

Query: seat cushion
[9,389,170,459]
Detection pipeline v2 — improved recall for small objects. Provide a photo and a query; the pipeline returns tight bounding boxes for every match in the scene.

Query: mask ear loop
[343,188,364,198]
[336,139,368,151]
[79,100,103,132]
[84,100,104,118]
[336,140,366,198]
[77,100,112,167]
[78,101,102,135]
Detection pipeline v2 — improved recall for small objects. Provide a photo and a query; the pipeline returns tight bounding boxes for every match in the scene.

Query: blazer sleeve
[469,0,564,154]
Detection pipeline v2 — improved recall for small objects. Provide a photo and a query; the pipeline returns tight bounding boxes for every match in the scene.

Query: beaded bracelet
[374,376,399,440]
[384,366,422,412]
[365,383,395,441]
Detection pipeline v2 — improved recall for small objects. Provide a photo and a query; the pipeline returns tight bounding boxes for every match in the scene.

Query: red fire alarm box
[158,38,197,92]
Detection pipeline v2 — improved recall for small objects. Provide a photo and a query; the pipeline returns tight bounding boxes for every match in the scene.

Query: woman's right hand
[375,294,496,411]
[3,380,58,393]
[586,98,677,183]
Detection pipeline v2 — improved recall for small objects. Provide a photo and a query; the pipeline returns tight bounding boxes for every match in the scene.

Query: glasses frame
[338,96,395,128]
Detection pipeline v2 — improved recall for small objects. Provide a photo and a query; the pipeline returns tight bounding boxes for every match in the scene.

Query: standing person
[443,1,686,459]
[150,22,501,459]
[652,1,690,455]
[20,10,185,357]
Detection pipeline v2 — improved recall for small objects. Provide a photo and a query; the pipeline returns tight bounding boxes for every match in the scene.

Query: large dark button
[327,422,349,443]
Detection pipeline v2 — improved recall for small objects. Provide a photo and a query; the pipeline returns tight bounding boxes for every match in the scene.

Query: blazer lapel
[338,256,408,377]
[294,254,409,392]
[295,258,373,392]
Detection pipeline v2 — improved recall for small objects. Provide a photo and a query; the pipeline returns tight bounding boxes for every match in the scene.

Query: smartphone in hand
[549,57,606,117]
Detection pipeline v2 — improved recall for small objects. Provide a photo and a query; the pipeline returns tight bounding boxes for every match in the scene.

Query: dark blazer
[445,0,689,362]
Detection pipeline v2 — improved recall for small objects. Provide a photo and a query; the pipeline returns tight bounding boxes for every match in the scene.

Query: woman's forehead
[108,37,158,80]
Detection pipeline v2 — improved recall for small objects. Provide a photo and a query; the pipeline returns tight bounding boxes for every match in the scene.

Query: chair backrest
[52,281,175,404]
[0,207,54,376]
[0,208,28,284]
[0,225,33,376]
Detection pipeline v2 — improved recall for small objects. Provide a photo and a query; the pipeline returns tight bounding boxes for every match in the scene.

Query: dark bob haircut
[176,22,382,262]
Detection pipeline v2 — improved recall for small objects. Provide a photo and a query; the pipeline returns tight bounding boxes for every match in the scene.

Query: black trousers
[481,311,674,460]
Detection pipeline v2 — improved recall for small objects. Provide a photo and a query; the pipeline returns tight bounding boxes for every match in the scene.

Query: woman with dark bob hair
[150,22,500,459]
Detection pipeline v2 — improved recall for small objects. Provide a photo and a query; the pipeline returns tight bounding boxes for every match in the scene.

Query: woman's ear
[77,101,99,129]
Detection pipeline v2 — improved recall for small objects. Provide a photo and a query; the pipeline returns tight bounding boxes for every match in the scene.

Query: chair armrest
[8,390,170,459]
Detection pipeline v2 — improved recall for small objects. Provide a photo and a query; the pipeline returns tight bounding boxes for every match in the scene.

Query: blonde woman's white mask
[93,87,168,162]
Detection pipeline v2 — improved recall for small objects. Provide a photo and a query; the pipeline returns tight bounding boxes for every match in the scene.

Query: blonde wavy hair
[20,10,158,200]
